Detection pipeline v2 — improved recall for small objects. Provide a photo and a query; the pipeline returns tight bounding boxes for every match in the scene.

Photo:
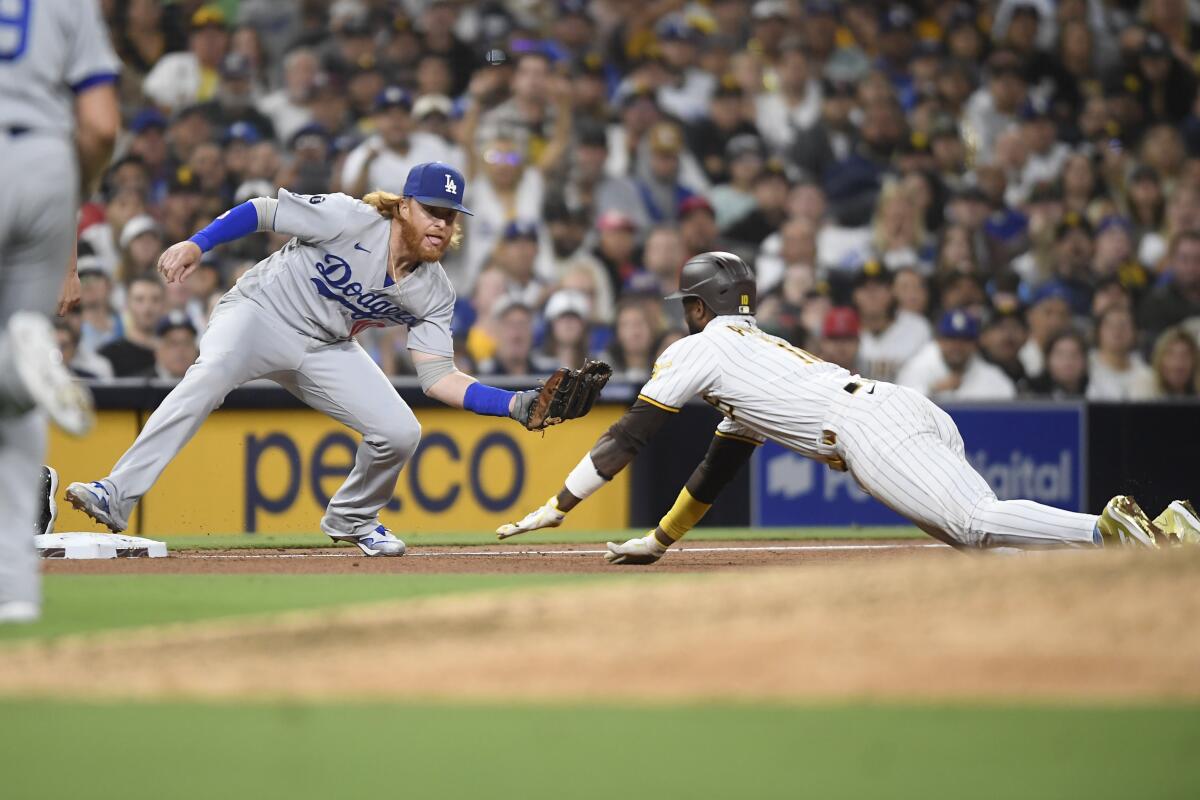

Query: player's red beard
[398,212,452,263]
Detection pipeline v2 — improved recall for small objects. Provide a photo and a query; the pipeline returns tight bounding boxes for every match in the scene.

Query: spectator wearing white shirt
[853,261,933,382]
[899,310,1017,401]
[256,47,319,146]
[756,40,823,155]
[1088,306,1154,400]
[142,6,229,113]
[653,16,717,123]
[340,87,462,200]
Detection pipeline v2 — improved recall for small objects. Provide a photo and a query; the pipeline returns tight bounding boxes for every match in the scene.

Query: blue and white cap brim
[407,195,473,216]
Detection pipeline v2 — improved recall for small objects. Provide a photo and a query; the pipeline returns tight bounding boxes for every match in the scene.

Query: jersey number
[0,0,31,62]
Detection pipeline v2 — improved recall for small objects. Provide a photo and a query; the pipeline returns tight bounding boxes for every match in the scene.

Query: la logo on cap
[444,173,457,196]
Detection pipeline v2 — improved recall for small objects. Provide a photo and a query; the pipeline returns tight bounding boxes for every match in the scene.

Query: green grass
[160,526,923,550]
[1,701,1195,799]
[0,573,600,643]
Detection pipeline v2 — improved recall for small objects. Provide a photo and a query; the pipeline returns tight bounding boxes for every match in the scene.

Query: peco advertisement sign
[753,403,1087,527]
[49,408,628,535]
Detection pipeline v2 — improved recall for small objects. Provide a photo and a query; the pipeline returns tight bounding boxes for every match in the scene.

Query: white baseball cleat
[0,601,40,625]
[7,312,94,436]
[65,480,129,533]
[37,466,58,536]
[324,522,406,556]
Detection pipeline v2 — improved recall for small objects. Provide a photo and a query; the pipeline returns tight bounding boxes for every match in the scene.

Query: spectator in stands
[341,87,458,200]
[1088,305,1154,401]
[979,304,1031,393]
[99,276,165,378]
[892,267,930,317]
[148,312,199,382]
[1136,327,1200,400]
[677,195,722,259]
[540,201,614,323]
[1020,284,1074,377]
[256,47,318,145]
[540,290,593,371]
[476,298,539,377]
[77,267,121,354]
[756,40,822,155]
[711,134,766,229]
[116,214,164,283]
[492,221,547,309]
[899,310,1017,401]
[143,5,230,112]
[817,306,860,372]
[1138,230,1200,344]
[592,210,641,297]
[633,122,698,226]
[1030,329,1090,399]
[853,260,932,382]
[53,319,102,380]
[687,76,759,185]
[724,162,791,249]
[605,299,659,383]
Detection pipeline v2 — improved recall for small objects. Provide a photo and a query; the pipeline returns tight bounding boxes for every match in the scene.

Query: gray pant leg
[0,414,46,604]
[0,135,77,606]
[105,300,303,517]
[288,339,420,535]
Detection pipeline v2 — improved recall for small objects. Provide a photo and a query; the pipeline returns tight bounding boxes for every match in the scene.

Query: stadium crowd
[61,0,1200,402]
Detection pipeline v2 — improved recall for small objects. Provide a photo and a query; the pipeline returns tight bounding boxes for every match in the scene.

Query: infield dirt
[6,546,1199,703]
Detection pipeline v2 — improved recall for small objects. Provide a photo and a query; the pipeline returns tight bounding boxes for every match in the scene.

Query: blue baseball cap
[937,309,980,340]
[375,85,412,113]
[402,162,473,216]
[131,108,167,134]
[502,220,539,241]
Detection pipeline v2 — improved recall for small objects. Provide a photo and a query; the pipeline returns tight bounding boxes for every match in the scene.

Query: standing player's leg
[66,300,304,531]
[0,136,80,620]
[282,339,420,555]
[838,385,1101,549]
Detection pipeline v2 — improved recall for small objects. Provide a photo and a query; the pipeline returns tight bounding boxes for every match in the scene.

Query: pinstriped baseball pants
[828,383,1098,548]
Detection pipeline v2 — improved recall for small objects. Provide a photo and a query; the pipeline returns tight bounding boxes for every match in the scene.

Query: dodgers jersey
[0,0,120,135]
[638,316,855,458]
[228,189,455,356]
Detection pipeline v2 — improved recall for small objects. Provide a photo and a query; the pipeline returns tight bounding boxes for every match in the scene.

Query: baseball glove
[510,360,613,431]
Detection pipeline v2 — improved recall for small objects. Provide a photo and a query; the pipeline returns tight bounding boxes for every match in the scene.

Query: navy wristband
[463,382,515,417]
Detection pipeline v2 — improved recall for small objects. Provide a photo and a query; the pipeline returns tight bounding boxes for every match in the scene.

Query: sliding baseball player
[498,252,1200,561]
[65,162,607,556]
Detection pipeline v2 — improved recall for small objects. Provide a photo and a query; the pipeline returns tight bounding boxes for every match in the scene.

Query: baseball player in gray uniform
[66,162,563,556]
[0,0,120,623]
[498,252,1200,560]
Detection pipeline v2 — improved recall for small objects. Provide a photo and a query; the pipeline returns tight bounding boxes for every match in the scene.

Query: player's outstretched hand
[157,241,203,284]
[604,533,667,565]
[496,497,565,540]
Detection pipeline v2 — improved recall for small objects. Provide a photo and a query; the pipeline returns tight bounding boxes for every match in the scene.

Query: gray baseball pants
[0,134,78,606]
[102,294,421,536]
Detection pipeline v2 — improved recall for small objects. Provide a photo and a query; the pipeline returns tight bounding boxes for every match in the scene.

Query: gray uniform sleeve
[65,0,120,90]
[272,189,357,244]
[403,268,456,358]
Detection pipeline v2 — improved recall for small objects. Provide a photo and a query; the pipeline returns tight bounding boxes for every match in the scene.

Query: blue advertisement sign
[753,403,1086,527]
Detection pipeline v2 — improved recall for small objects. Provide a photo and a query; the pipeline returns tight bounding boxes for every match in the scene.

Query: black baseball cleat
[36,466,58,536]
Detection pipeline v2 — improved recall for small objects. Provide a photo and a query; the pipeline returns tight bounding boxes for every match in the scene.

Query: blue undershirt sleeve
[187,201,261,253]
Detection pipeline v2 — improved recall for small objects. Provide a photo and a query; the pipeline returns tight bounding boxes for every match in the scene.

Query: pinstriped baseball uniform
[99,190,456,537]
[0,0,119,605]
[639,316,1098,548]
